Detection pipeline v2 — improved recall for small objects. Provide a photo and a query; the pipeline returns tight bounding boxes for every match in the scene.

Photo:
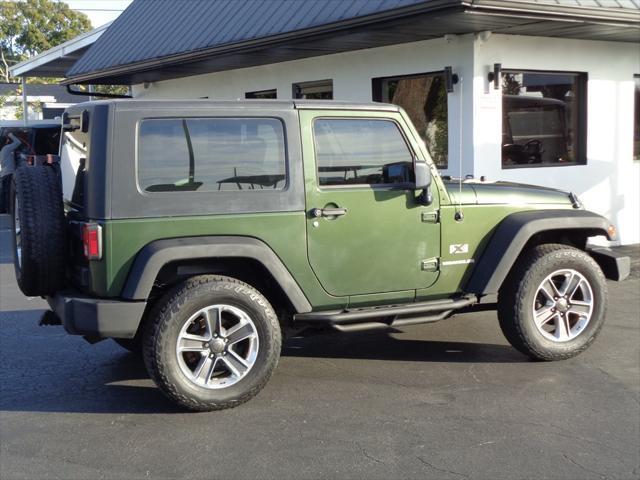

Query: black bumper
[46,291,147,339]
[588,248,630,282]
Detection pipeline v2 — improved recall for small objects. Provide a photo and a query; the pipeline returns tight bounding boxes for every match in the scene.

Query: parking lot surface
[1,215,638,480]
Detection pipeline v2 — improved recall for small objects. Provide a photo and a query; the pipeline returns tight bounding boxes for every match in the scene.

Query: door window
[313,118,414,187]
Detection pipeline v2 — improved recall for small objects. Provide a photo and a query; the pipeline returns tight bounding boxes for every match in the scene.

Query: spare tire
[10,166,66,296]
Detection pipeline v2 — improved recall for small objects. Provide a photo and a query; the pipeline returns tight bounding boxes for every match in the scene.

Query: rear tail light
[82,223,103,260]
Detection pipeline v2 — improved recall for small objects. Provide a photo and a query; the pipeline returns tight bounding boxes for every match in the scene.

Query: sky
[62,0,133,27]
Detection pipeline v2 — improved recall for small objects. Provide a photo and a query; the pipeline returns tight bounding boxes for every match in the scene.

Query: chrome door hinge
[421,257,440,272]
[421,210,440,223]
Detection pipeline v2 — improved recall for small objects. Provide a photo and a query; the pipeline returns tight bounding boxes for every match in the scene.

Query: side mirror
[414,161,433,205]
[414,161,431,190]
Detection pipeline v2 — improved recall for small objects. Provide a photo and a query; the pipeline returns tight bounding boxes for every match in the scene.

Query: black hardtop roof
[67,99,401,113]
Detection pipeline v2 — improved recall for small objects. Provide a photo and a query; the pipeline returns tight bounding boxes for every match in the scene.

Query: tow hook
[39,310,62,326]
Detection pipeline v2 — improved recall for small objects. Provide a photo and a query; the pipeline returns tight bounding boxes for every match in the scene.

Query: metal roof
[64,0,640,85]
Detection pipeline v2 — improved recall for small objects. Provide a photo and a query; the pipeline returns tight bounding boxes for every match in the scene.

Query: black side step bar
[294,296,478,333]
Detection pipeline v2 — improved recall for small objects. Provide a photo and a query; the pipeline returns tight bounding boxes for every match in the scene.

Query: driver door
[300,109,440,300]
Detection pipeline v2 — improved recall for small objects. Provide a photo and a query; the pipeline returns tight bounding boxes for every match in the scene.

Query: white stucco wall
[133,34,640,244]
[471,34,640,246]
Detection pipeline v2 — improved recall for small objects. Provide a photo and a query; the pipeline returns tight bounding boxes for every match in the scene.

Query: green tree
[0,0,92,83]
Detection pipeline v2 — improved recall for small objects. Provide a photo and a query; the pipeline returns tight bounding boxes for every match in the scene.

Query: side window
[293,80,333,99]
[501,71,587,168]
[138,117,286,192]
[245,89,277,99]
[313,118,414,187]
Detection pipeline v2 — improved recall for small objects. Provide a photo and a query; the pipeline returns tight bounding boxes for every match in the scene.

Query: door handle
[310,207,347,218]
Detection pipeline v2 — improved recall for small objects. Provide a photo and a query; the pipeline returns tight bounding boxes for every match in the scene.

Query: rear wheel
[498,244,607,361]
[143,275,281,411]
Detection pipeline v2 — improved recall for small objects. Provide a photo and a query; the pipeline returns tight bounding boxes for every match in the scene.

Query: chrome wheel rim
[532,269,594,343]
[176,304,259,389]
[13,196,21,268]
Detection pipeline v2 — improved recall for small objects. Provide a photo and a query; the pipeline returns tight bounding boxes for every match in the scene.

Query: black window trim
[311,116,418,191]
[135,115,290,195]
[501,68,588,170]
[245,88,277,99]
[371,69,446,102]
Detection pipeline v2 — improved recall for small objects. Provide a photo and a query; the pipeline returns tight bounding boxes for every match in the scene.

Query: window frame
[245,89,277,99]
[311,116,418,190]
[135,116,289,195]
[501,68,588,170]
[633,74,639,162]
[292,79,333,100]
[371,70,449,169]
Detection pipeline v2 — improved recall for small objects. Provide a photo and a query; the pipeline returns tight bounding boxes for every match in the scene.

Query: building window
[245,89,277,99]
[634,75,639,161]
[313,118,414,187]
[138,117,286,192]
[293,80,333,99]
[501,70,587,168]
[373,72,448,169]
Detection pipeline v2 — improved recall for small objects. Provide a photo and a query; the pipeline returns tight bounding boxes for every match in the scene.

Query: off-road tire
[498,244,607,361]
[143,275,282,411]
[10,166,66,296]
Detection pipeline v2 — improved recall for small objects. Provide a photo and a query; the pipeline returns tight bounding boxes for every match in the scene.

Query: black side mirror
[80,110,90,133]
[414,161,433,205]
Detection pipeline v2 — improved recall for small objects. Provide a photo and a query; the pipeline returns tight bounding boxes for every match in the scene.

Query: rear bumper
[46,291,146,339]
[588,248,630,282]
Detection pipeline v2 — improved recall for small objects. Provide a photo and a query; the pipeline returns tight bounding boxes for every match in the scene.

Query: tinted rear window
[138,117,286,192]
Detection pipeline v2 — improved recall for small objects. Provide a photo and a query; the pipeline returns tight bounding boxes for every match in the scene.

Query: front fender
[465,210,613,295]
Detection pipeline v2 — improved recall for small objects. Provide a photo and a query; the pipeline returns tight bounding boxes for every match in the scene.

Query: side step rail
[294,296,478,333]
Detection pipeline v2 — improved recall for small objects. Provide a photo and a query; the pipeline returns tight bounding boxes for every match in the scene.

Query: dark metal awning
[22,0,640,85]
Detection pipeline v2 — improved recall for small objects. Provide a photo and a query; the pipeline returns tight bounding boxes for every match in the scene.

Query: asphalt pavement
[0,215,638,480]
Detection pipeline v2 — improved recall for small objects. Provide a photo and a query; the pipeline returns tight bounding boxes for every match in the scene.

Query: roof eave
[62,0,640,85]
[10,22,111,78]
[62,0,463,85]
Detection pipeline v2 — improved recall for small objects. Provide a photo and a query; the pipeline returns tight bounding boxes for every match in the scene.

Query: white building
[12,0,640,244]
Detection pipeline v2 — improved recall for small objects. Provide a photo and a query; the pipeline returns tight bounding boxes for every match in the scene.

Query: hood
[445,180,574,206]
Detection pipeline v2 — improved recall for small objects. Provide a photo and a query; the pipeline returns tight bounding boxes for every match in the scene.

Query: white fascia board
[10,22,111,77]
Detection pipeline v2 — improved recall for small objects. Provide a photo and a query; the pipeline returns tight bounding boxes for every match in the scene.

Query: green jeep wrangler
[9,100,629,411]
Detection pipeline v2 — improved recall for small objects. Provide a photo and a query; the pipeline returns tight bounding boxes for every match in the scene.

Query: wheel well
[500,229,597,292]
[523,229,594,251]
[145,257,296,324]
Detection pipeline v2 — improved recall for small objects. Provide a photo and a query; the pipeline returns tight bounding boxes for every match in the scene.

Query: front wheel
[143,275,281,411]
[498,244,607,361]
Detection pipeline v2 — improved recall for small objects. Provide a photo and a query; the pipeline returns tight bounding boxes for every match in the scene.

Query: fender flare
[465,209,613,295]
[121,236,312,313]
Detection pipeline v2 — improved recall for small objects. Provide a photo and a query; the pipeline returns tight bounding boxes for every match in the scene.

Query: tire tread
[498,243,607,361]
[143,275,281,411]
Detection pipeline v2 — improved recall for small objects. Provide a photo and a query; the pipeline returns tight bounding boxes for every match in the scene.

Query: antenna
[455,73,464,222]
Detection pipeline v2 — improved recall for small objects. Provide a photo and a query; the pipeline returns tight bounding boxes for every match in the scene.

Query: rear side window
[313,118,414,187]
[138,117,286,192]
